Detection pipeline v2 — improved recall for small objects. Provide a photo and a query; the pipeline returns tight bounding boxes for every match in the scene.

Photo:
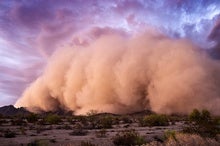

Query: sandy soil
[0,120,185,146]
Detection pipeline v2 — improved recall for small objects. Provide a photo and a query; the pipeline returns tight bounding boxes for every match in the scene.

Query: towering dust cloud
[15,32,220,115]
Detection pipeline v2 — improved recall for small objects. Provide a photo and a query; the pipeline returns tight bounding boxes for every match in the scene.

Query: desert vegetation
[0,108,219,146]
[113,129,146,146]
[139,114,169,127]
[183,109,220,137]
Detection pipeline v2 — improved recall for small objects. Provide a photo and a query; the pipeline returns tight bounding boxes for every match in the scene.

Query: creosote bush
[183,109,220,138]
[94,115,113,129]
[140,114,169,127]
[113,129,146,146]
[189,109,211,124]
[44,114,61,124]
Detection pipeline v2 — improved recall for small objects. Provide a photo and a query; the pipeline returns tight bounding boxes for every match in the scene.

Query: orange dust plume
[15,31,220,115]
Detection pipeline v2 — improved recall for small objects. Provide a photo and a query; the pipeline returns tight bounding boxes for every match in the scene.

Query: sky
[0,0,220,107]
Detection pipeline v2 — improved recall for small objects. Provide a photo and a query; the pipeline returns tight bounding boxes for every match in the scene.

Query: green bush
[189,109,201,122]
[140,114,169,126]
[183,109,220,137]
[44,114,61,124]
[189,109,211,124]
[113,129,146,146]
[200,109,211,122]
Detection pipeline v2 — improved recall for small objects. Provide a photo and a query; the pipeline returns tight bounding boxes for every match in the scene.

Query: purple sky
[0,0,220,106]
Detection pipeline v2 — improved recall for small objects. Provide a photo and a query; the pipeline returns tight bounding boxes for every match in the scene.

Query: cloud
[15,31,220,115]
[1,0,220,108]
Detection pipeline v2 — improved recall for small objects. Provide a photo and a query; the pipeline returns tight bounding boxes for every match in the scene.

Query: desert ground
[0,110,220,146]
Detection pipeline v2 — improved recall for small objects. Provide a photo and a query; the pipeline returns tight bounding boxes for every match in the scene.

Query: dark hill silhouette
[0,105,153,117]
[0,105,73,117]
[0,105,30,116]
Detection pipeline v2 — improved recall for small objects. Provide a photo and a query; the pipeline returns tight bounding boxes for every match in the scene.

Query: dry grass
[146,133,219,146]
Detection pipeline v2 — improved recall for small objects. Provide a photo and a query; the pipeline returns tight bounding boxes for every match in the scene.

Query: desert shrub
[27,139,49,146]
[213,117,220,126]
[164,130,176,141]
[37,119,46,125]
[44,114,61,124]
[81,141,96,146]
[75,115,88,125]
[67,116,77,124]
[70,124,88,136]
[4,130,16,138]
[146,133,219,146]
[189,109,201,122]
[85,110,98,125]
[165,133,219,146]
[113,129,146,146]
[95,128,107,138]
[183,109,220,137]
[168,115,187,124]
[140,114,169,127]
[96,115,113,129]
[183,123,220,138]
[121,116,133,124]
[113,117,120,125]
[200,110,211,122]
[189,109,211,124]
[26,113,38,123]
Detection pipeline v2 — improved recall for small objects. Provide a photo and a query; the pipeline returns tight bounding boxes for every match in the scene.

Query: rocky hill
[0,105,30,116]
